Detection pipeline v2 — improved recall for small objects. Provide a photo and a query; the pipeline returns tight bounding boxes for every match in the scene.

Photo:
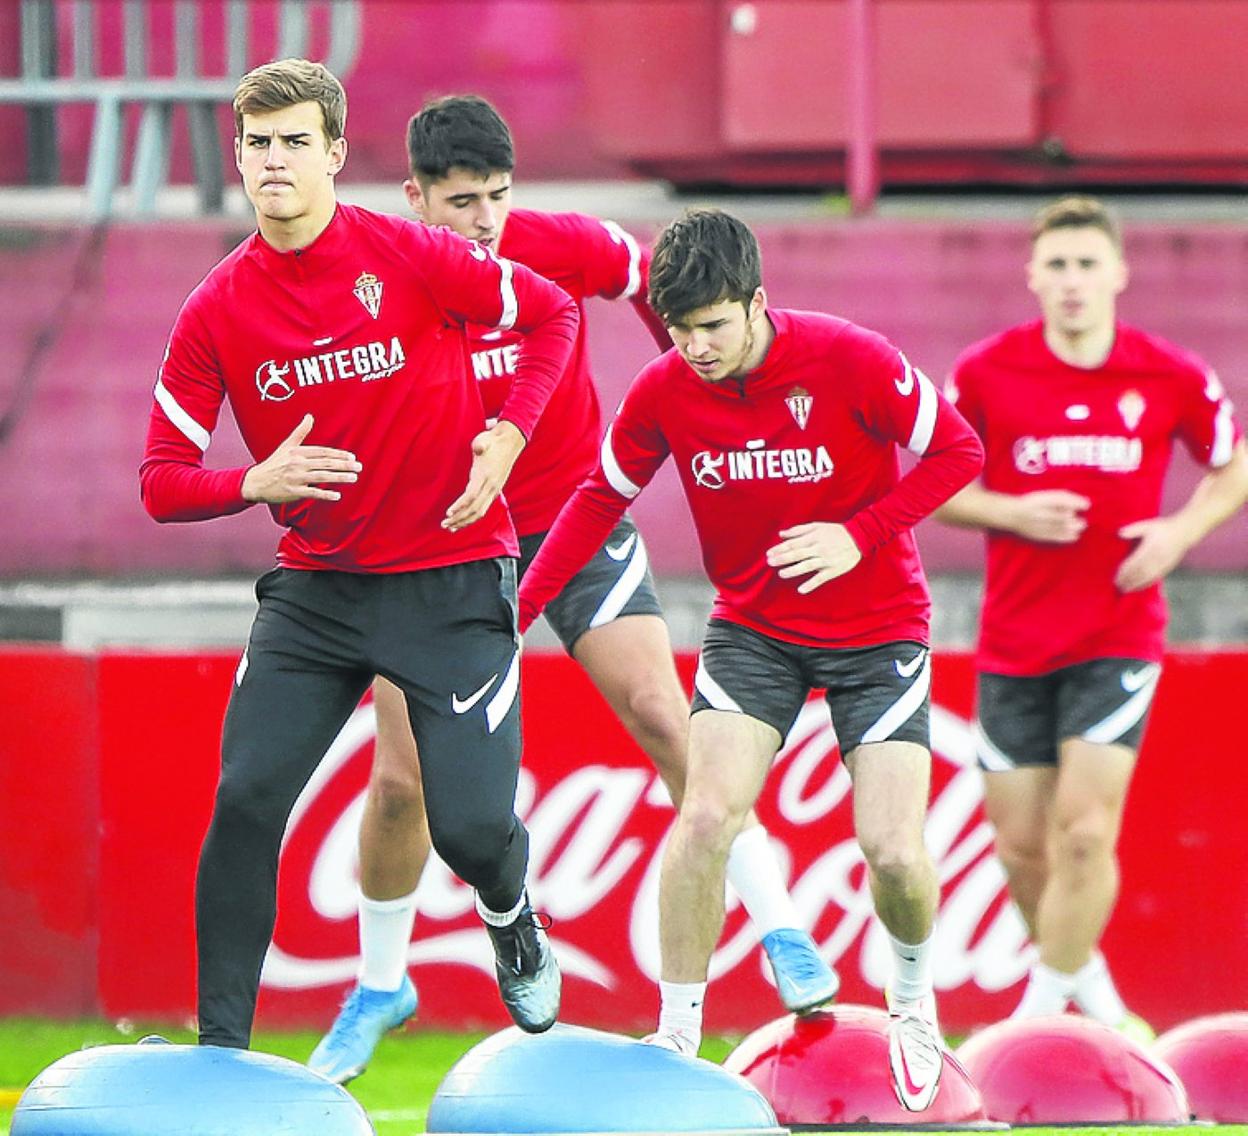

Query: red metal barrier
[0,648,98,1016]
[2,646,1245,1034]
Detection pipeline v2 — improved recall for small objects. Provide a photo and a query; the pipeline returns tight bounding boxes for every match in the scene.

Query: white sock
[476,890,526,927]
[888,931,935,1006]
[657,980,706,1048]
[1071,952,1128,1025]
[357,888,419,992]
[1012,961,1077,1019]
[725,825,801,937]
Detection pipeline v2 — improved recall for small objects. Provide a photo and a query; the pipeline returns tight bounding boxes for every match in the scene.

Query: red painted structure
[581,0,1248,188]
[1,647,1246,1036]
[3,1,1248,190]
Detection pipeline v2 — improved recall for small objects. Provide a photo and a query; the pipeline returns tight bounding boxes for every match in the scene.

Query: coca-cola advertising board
[2,648,1246,1034]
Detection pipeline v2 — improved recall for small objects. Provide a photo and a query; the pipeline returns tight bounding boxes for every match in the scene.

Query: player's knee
[995,831,1046,879]
[1050,812,1115,867]
[213,766,293,837]
[860,831,930,889]
[677,794,745,857]
[625,681,688,744]
[368,766,425,825]
[433,814,518,884]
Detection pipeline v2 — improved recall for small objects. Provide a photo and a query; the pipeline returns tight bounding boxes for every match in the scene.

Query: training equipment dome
[723,1005,987,1126]
[956,1014,1190,1124]
[428,1023,783,1134]
[12,1041,372,1135]
[1154,1012,1248,1123]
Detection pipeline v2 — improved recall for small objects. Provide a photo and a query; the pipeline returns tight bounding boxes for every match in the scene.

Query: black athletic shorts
[242,559,523,765]
[690,619,931,755]
[975,657,1161,770]
[519,513,663,653]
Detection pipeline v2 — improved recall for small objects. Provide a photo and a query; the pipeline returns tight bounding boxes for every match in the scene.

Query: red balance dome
[1154,1012,1248,1123]
[956,1014,1190,1124]
[724,1004,986,1126]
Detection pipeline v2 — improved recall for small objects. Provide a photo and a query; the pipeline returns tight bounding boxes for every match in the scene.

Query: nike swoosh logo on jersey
[894,650,926,679]
[1121,665,1157,693]
[451,673,499,714]
[605,533,637,562]
[894,358,915,397]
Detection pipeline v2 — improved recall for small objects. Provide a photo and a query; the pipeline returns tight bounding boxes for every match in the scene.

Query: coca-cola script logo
[262,673,1031,1032]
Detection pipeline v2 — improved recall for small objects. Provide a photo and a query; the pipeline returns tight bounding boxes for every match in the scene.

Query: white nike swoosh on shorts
[605,533,638,562]
[894,649,926,679]
[1120,664,1159,693]
[451,672,498,714]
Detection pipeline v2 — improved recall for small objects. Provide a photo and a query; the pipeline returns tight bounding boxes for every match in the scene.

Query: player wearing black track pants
[139,60,578,1048]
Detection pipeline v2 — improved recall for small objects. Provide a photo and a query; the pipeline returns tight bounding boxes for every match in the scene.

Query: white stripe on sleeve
[495,256,518,331]
[906,367,938,456]
[154,379,211,452]
[602,220,642,299]
[601,425,642,499]
[1210,400,1234,467]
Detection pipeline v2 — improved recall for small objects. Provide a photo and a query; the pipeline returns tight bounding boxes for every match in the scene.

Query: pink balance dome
[723,1004,987,1126]
[956,1014,1190,1124]
[1154,1012,1248,1123]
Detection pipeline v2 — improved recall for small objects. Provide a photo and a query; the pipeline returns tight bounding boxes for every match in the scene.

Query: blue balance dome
[428,1023,783,1134]
[13,1041,373,1135]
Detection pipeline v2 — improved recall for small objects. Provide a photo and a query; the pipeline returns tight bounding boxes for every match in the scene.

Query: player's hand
[1115,516,1190,592]
[766,522,862,594]
[443,420,527,532]
[1008,490,1091,542]
[241,414,361,504]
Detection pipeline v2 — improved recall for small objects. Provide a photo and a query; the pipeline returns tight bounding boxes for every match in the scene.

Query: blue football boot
[308,975,418,1084]
[762,928,841,1013]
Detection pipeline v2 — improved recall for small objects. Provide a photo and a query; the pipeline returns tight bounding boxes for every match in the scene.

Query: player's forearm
[140,408,250,522]
[1167,440,1248,549]
[140,459,251,522]
[932,481,1024,533]
[846,428,984,553]
[499,290,579,439]
[518,482,627,632]
[631,292,673,353]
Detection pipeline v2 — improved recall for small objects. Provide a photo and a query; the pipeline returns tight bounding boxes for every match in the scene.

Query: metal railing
[0,0,361,218]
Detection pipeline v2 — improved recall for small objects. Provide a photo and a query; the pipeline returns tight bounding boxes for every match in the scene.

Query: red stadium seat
[723,1004,986,1126]
[956,1014,1190,1124]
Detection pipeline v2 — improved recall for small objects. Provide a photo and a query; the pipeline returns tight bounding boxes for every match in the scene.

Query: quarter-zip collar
[248,203,352,277]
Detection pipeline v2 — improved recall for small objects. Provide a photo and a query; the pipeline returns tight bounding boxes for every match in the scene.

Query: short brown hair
[648,209,762,326]
[1032,195,1122,251]
[233,58,346,144]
